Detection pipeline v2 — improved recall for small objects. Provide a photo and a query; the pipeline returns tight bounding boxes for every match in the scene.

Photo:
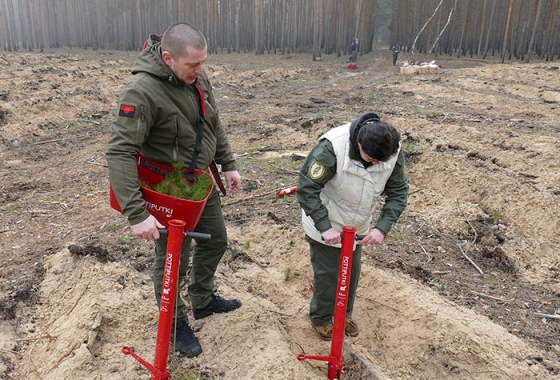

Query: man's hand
[358,228,385,245]
[131,215,165,240]
[224,170,241,195]
[321,228,341,245]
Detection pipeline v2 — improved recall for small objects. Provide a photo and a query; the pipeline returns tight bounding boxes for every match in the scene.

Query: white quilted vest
[302,123,401,245]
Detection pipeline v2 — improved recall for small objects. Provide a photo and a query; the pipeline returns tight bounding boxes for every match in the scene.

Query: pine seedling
[284,267,292,281]
[151,162,212,201]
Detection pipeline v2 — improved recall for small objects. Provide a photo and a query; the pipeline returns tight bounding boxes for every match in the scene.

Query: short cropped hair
[161,23,207,58]
[358,121,400,162]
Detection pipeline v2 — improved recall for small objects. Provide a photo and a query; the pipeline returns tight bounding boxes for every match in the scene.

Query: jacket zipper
[137,105,145,141]
[174,116,179,162]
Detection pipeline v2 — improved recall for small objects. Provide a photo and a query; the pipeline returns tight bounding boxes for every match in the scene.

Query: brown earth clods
[0,48,559,380]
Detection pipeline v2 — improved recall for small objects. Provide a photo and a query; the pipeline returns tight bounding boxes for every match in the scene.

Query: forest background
[1,0,559,63]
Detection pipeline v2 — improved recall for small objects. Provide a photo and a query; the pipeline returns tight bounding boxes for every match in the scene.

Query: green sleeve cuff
[128,210,151,226]
[315,219,332,233]
[220,162,237,172]
[374,222,390,236]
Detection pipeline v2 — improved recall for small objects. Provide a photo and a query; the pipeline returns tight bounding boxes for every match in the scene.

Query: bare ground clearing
[0,47,559,379]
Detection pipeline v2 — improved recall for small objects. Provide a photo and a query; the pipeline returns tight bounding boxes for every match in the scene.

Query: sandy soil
[0,47,559,380]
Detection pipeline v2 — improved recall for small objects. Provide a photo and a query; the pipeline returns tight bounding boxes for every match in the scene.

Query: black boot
[193,294,242,320]
[171,319,202,358]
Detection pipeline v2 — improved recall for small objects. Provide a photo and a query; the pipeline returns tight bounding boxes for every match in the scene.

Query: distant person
[391,44,401,66]
[296,112,409,341]
[350,37,358,62]
[106,22,242,358]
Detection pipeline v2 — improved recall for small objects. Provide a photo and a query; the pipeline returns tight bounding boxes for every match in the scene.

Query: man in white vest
[296,112,409,340]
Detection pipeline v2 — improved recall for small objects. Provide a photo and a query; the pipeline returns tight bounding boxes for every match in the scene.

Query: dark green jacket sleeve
[296,139,337,233]
[374,149,409,235]
[106,86,153,226]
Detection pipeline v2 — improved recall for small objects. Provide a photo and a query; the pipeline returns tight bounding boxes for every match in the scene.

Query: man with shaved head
[107,23,242,358]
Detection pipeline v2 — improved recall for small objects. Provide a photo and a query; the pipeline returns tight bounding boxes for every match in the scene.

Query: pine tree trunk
[525,0,543,62]
[6,0,18,50]
[501,0,514,63]
[477,0,487,55]
[482,0,496,59]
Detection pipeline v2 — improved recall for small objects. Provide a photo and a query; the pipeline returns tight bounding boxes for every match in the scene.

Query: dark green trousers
[306,235,362,326]
[153,189,228,322]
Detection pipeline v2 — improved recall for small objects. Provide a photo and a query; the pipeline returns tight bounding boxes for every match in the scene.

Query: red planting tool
[298,226,363,380]
[276,185,298,197]
[122,219,211,380]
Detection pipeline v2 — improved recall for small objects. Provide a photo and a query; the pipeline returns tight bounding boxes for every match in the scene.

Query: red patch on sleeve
[119,104,136,118]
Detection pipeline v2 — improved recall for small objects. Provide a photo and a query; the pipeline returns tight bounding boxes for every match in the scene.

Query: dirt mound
[10,226,554,379]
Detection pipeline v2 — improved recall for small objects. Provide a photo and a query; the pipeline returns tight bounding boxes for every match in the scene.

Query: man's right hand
[321,228,341,245]
[131,215,165,240]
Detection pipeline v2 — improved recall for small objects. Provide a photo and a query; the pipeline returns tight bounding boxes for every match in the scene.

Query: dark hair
[357,121,400,162]
[161,23,207,58]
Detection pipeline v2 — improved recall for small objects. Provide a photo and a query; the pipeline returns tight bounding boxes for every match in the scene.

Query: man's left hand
[359,228,385,245]
[224,170,241,195]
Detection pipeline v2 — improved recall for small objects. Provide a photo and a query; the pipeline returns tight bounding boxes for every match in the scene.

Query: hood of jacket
[131,34,182,86]
[349,111,381,168]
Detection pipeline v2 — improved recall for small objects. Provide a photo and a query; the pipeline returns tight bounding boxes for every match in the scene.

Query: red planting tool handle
[152,222,211,377]
[329,226,357,379]
[322,234,366,241]
[123,220,210,380]
[158,229,212,240]
[298,226,358,380]
[152,220,185,376]
[276,185,298,197]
